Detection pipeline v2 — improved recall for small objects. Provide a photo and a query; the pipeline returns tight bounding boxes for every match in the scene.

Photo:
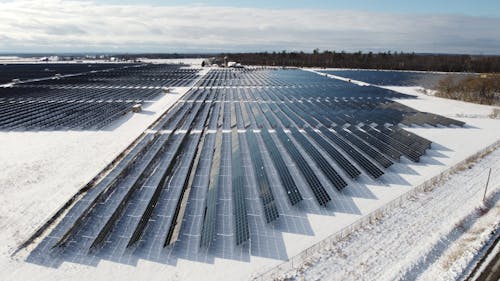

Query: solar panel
[90,99,209,251]
[274,129,331,205]
[304,127,361,178]
[318,127,384,178]
[200,101,224,248]
[392,126,432,149]
[289,127,348,191]
[0,64,201,130]
[50,90,205,249]
[333,127,393,169]
[245,130,279,223]
[165,101,214,246]
[374,125,427,154]
[29,67,469,266]
[231,129,250,245]
[349,126,403,161]
[268,103,291,127]
[360,125,421,162]
[260,129,303,205]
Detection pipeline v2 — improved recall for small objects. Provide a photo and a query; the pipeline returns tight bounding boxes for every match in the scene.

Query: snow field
[276,147,500,281]
[0,86,193,257]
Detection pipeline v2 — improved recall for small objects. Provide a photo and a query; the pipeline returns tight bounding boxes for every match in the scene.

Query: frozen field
[277,144,500,281]
[0,66,499,281]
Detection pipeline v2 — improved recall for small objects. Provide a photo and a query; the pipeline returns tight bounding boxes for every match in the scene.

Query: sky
[0,0,499,54]
[103,0,499,17]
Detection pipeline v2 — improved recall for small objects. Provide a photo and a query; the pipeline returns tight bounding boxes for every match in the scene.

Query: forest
[435,74,500,106]
[218,51,500,73]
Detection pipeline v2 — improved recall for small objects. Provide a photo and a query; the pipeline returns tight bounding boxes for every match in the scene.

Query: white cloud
[0,0,499,54]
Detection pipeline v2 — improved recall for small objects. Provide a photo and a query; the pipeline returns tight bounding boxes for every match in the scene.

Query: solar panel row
[52,89,208,248]
[27,65,199,88]
[304,127,362,179]
[28,68,467,266]
[200,100,224,248]
[89,95,210,251]
[333,126,394,169]
[231,129,250,245]
[349,127,403,161]
[165,98,215,247]
[260,123,303,205]
[319,127,384,178]
[0,64,201,130]
[360,125,423,162]
[375,125,428,154]
[289,127,348,191]
[245,130,280,223]
[274,129,331,205]
[0,63,137,84]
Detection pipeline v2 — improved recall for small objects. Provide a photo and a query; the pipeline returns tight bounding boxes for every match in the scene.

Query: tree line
[435,74,500,106]
[218,51,500,73]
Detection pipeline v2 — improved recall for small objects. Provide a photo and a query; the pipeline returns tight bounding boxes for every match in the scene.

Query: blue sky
[105,0,499,17]
[0,0,499,54]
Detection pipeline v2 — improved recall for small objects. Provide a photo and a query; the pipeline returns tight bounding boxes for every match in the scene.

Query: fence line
[253,139,500,281]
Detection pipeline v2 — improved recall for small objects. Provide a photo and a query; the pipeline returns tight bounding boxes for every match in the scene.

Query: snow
[0,88,190,254]
[310,67,475,75]
[0,64,210,259]
[464,235,500,281]
[0,57,206,66]
[0,57,134,64]
[0,68,499,281]
[416,201,500,281]
[277,148,500,281]
[138,58,205,66]
[303,69,371,87]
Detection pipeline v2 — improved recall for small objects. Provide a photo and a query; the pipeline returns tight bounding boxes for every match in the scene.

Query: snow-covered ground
[0,68,499,281]
[0,57,205,66]
[0,61,211,252]
[0,87,191,255]
[277,146,500,281]
[267,71,500,281]
[138,58,205,66]
[0,57,131,64]
[310,67,475,75]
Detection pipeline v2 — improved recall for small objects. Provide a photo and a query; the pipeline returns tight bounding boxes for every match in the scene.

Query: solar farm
[317,69,462,88]
[1,62,499,281]
[0,64,200,130]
